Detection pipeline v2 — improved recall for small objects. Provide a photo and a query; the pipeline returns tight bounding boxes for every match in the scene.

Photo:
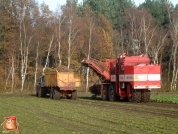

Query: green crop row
[151,92,178,104]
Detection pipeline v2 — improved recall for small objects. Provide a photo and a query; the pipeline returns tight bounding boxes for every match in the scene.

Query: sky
[37,0,178,11]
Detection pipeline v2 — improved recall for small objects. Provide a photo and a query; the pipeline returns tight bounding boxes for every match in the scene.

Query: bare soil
[75,92,178,118]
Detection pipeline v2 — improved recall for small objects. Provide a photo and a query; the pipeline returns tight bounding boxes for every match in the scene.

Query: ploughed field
[0,92,178,134]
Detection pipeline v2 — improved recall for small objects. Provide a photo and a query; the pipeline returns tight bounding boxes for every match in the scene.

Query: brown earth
[72,92,178,118]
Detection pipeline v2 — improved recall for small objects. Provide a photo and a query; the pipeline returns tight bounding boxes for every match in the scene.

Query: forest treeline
[0,0,178,92]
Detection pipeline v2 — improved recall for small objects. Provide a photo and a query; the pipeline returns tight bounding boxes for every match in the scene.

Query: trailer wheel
[50,89,54,99]
[141,90,150,102]
[53,90,61,100]
[102,85,109,101]
[128,89,141,103]
[108,84,118,101]
[71,91,77,100]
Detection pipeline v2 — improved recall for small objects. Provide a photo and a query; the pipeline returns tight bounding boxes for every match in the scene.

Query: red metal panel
[132,81,161,87]
[134,66,147,74]
[147,65,160,74]
[124,66,148,74]
[124,66,134,74]
[124,65,161,75]
[124,56,151,65]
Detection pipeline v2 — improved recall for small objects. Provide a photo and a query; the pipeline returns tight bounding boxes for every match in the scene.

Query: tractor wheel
[37,88,41,97]
[71,91,77,100]
[36,92,38,97]
[141,90,150,102]
[128,89,141,103]
[50,89,54,99]
[38,87,46,98]
[53,90,61,100]
[36,85,40,97]
[108,84,118,101]
[101,85,109,101]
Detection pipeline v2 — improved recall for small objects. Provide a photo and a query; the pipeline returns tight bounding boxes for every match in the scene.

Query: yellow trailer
[36,68,81,100]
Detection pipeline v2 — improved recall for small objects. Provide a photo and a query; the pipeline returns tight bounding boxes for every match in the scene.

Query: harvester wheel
[102,85,109,101]
[53,90,61,100]
[71,90,77,100]
[141,90,150,102]
[109,84,118,101]
[134,91,141,102]
[128,89,141,103]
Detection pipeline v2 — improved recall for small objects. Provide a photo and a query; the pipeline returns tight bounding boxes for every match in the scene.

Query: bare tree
[141,16,157,55]
[34,41,40,90]
[64,1,80,69]
[125,8,157,55]
[86,18,95,90]
[54,10,66,66]
[149,32,167,64]
[11,56,15,92]
[167,4,178,91]
[42,35,54,73]
[19,4,33,92]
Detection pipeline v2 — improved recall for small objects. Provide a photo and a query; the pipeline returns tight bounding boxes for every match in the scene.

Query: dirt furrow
[61,99,178,118]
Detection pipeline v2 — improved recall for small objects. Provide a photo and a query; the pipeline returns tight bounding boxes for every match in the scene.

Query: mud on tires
[128,89,141,103]
[101,85,109,101]
[71,90,77,100]
[141,90,150,102]
[108,84,119,101]
[53,90,61,100]
[37,87,47,98]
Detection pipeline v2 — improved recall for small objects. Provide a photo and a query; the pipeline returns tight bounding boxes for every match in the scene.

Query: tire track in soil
[1,100,103,134]
[61,99,178,118]
[141,102,178,109]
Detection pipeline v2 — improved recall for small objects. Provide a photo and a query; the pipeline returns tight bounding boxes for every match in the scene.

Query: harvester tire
[109,84,118,101]
[141,90,150,102]
[53,90,61,100]
[134,91,141,102]
[102,85,109,101]
[71,91,77,100]
[128,90,141,103]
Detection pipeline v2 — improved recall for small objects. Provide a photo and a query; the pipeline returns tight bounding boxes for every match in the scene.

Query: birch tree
[34,41,40,90]
[148,31,167,64]
[42,35,54,73]
[82,5,95,90]
[167,4,178,91]
[18,4,33,92]
[54,10,66,67]
[63,0,80,69]
[125,8,158,55]
[141,15,157,55]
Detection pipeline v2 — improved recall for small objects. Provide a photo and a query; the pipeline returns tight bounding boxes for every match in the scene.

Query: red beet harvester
[82,53,161,102]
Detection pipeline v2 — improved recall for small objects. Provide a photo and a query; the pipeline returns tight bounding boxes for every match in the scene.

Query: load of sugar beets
[82,53,161,103]
[36,66,81,100]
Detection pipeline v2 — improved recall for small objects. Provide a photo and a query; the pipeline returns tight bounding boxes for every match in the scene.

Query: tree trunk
[34,41,39,90]
[43,35,54,73]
